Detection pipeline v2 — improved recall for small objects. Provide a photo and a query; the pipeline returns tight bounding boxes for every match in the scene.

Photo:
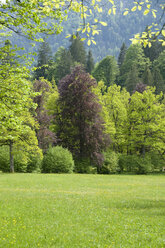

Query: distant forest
[8,0,163,61]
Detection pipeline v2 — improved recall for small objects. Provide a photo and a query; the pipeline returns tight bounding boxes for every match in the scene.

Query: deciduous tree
[33,78,56,152]
[57,66,109,170]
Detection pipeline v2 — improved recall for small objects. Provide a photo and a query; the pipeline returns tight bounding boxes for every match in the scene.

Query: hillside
[9,0,162,61]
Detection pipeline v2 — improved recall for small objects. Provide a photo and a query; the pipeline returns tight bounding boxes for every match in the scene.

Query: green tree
[86,50,95,74]
[92,56,119,87]
[69,33,87,67]
[120,44,150,87]
[104,85,130,153]
[127,88,165,156]
[125,63,141,94]
[54,47,73,83]
[143,39,164,62]
[154,50,165,82]
[0,45,41,172]
[118,42,127,70]
[152,66,165,94]
[34,40,53,80]
[142,65,153,86]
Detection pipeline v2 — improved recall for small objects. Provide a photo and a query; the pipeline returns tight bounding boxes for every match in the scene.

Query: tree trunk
[10,141,14,173]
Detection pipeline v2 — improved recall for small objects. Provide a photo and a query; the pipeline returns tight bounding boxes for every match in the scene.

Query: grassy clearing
[0,174,164,248]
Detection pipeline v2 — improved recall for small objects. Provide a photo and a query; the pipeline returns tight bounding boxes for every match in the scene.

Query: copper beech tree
[57,66,109,171]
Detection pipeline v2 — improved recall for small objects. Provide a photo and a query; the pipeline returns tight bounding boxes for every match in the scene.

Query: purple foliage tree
[33,79,56,152]
[58,66,109,171]
[133,83,147,94]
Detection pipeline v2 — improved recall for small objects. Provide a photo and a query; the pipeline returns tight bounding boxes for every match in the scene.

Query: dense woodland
[0,0,165,174]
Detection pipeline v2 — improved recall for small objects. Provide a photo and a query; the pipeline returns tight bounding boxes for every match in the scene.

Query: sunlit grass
[0,174,164,247]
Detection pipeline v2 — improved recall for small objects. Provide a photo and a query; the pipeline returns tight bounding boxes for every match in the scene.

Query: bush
[0,146,27,172]
[42,146,74,173]
[14,153,27,173]
[27,155,42,173]
[74,158,91,173]
[118,154,153,174]
[100,151,119,174]
[0,146,10,172]
[149,152,165,172]
[0,145,42,173]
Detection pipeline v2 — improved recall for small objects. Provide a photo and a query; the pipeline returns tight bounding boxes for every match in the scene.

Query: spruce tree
[92,55,119,87]
[86,50,95,74]
[54,47,73,83]
[118,42,127,70]
[152,66,165,94]
[69,32,87,67]
[143,29,164,62]
[126,63,140,94]
[34,39,52,80]
[119,44,150,88]
[142,65,153,86]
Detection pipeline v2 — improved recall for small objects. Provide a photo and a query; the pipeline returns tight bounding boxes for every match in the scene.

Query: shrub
[74,158,91,173]
[0,146,27,172]
[0,145,42,173]
[118,154,153,174]
[27,155,42,173]
[0,146,10,172]
[14,154,27,173]
[42,146,74,173]
[149,152,165,172]
[100,151,119,174]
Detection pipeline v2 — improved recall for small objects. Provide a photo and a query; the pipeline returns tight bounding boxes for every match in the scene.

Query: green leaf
[108,9,112,15]
[152,11,156,18]
[87,40,91,46]
[65,34,71,38]
[112,7,116,15]
[92,40,96,45]
[100,22,107,26]
[131,6,137,12]
[162,30,165,37]
[123,11,129,16]
[143,9,150,15]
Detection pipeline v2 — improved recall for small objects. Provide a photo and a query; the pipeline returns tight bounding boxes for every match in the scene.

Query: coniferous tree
[119,44,150,88]
[143,35,164,62]
[142,65,153,86]
[69,33,87,67]
[126,63,140,94]
[34,40,52,80]
[86,50,95,74]
[152,66,165,94]
[154,50,165,81]
[92,55,119,87]
[118,42,127,70]
[54,47,73,83]
[58,66,109,170]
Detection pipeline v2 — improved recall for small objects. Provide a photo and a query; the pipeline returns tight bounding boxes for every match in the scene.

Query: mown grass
[0,174,164,248]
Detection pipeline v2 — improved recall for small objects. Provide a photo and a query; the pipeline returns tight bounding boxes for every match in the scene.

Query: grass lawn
[0,174,164,248]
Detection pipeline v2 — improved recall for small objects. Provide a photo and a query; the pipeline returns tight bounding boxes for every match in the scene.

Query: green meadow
[0,174,164,248]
